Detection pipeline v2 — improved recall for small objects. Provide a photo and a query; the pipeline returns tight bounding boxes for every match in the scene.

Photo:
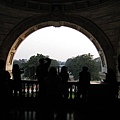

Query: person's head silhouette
[82,66,88,72]
[13,64,20,70]
[49,67,57,76]
[39,58,44,64]
[61,66,67,72]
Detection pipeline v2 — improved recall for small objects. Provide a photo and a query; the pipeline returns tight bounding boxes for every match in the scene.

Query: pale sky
[14,26,99,62]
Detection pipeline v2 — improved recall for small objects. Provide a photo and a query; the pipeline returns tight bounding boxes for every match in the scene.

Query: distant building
[19,59,27,63]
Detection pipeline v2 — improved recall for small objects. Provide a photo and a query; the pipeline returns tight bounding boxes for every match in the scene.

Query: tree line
[13,53,101,81]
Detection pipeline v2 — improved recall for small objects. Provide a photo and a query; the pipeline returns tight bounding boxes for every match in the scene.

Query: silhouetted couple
[44,66,69,107]
[36,58,70,101]
[36,58,62,108]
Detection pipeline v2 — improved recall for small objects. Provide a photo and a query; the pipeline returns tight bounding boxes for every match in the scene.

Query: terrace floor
[1,97,120,120]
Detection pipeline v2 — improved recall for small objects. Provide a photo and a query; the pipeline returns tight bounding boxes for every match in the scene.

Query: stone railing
[10,80,120,101]
[11,80,79,99]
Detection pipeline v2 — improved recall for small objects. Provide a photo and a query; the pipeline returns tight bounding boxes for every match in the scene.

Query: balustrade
[11,80,79,100]
[10,80,120,102]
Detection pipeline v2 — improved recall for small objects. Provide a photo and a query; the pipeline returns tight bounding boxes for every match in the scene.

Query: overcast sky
[14,26,99,62]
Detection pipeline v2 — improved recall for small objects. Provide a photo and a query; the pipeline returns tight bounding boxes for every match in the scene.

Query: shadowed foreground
[1,98,120,120]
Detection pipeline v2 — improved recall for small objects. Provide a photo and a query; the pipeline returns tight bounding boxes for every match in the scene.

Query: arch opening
[6,21,107,77]
[14,26,100,61]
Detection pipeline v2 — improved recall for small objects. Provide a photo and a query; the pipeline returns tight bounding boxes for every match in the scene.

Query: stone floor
[1,99,120,120]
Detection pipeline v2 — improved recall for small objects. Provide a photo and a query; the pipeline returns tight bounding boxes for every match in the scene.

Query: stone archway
[0,14,115,75]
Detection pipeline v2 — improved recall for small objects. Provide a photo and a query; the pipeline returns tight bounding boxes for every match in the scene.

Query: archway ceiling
[0,0,120,72]
[0,0,112,12]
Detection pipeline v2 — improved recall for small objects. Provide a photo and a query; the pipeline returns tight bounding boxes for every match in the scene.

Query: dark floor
[1,98,120,120]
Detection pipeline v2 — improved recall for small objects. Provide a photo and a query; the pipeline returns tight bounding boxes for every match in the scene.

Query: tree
[66,53,101,81]
[21,53,59,79]
[13,53,101,80]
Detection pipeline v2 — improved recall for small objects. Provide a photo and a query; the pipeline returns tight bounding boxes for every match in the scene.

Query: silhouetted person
[104,68,118,100]
[77,66,91,101]
[0,59,12,115]
[36,57,51,97]
[12,64,24,97]
[4,70,12,97]
[45,67,62,107]
[0,59,11,97]
[59,66,69,99]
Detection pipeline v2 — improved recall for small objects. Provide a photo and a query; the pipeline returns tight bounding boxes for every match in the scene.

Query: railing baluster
[74,84,77,99]
[70,85,73,99]
[31,83,33,97]
[26,82,28,97]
